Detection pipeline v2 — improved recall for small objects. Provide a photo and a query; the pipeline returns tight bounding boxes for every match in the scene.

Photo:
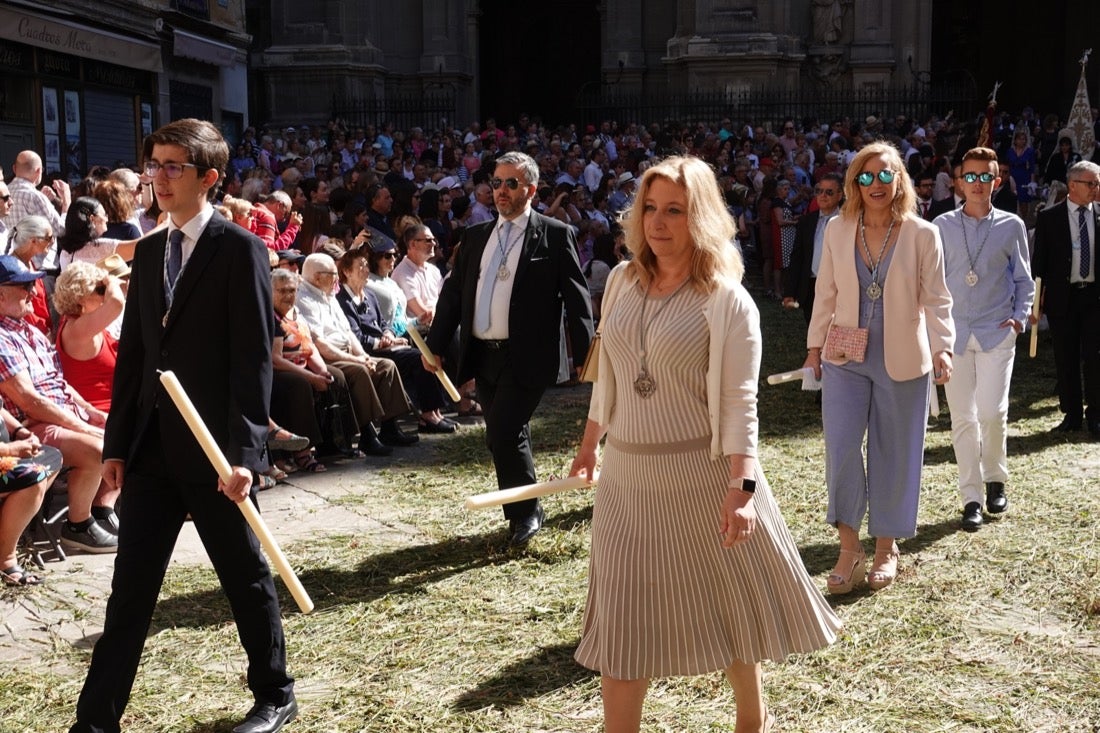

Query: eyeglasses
[960,172,996,184]
[144,161,199,179]
[274,287,298,294]
[856,170,896,186]
[814,187,838,195]
[380,252,397,259]
[490,177,524,190]
[0,195,10,202]
[316,270,339,277]
[37,234,56,243]
[413,237,437,245]
[1070,179,1100,189]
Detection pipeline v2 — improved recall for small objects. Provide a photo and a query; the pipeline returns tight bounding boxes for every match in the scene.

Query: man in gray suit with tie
[425,151,593,547]
[1032,160,1100,439]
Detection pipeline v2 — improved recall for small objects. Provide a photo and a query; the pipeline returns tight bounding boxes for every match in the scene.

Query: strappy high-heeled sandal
[826,548,865,595]
[867,544,900,590]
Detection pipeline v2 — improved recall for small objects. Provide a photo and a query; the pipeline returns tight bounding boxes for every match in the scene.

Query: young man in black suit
[1032,159,1100,439]
[425,151,593,547]
[69,119,296,733]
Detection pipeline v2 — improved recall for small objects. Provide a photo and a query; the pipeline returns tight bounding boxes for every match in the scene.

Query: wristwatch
[733,478,756,494]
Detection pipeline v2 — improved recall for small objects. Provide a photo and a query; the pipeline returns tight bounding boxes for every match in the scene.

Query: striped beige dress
[574,284,841,679]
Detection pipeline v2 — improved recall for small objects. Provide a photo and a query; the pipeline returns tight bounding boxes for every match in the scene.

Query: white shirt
[473,208,532,339]
[391,254,442,312]
[164,205,215,306]
[295,279,362,356]
[59,238,122,271]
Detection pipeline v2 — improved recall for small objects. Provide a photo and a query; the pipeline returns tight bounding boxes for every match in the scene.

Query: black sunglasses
[0,195,10,202]
[490,177,523,191]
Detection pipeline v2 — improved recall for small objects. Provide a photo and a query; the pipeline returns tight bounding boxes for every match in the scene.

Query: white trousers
[943,331,1016,506]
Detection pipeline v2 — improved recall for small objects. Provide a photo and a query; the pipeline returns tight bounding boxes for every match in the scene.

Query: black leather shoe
[961,502,983,532]
[509,504,545,547]
[379,420,420,446]
[985,482,1008,514]
[1088,421,1100,441]
[418,417,459,434]
[1051,416,1083,433]
[232,696,298,733]
[358,425,393,457]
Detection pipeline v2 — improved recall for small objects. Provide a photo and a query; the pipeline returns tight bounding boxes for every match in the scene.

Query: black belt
[1071,281,1096,290]
[475,338,509,350]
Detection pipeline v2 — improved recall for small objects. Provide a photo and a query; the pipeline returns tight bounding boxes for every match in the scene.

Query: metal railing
[577,83,978,131]
[331,92,456,135]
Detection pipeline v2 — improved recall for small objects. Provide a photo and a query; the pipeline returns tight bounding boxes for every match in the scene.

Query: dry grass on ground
[3,296,1099,732]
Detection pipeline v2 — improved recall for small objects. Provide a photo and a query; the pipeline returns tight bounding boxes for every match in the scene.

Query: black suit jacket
[336,286,388,350]
[783,210,820,305]
[104,211,274,483]
[427,210,594,387]
[928,196,960,221]
[1033,200,1100,318]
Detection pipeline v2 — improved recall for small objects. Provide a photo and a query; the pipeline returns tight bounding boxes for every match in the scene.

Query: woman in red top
[52,261,124,411]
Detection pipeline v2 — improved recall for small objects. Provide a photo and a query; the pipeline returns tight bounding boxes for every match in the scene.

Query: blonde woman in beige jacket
[804,141,954,596]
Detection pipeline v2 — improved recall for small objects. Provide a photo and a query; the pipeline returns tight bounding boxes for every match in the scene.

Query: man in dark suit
[928,162,964,220]
[914,170,936,220]
[425,151,593,547]
[1032,159,1100,438]
[70,119,296,733]
[783,172,842,324]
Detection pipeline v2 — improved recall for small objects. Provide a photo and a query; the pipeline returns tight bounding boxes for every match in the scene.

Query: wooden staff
[465,475,596,510]
[1030,277,1042,358]
[767,368,808,385]
[406,327,463,402]
[158,371,315,614]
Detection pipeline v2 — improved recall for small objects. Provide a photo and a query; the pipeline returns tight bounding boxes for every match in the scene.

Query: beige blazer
[807,214,955,382]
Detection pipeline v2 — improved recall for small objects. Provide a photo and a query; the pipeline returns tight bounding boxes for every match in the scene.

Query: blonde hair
[53,261,107,317]
[622,155,743,292]
[220,195,252,221]
[840,141,917,223]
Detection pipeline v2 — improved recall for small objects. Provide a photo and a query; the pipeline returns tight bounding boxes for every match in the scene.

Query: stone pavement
[0,451,432,670]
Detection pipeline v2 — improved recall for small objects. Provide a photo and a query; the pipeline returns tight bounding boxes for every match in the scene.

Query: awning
[0,5,162,73]
[174,29,238,68]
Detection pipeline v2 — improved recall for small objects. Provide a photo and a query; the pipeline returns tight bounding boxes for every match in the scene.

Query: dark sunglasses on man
[490,177,523,191]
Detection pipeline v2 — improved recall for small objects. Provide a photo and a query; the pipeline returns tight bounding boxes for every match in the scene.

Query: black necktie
[1080,207,1092,279]
[167,229,184,287]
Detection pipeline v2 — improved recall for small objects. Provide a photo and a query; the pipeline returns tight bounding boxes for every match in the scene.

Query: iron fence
[577,83,978,132]
[332,92,456,134]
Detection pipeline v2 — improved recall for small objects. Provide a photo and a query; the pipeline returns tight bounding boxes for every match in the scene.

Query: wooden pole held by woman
[465,474,595,510]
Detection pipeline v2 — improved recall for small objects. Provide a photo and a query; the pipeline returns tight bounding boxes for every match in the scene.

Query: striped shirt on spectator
[0,315,81,421]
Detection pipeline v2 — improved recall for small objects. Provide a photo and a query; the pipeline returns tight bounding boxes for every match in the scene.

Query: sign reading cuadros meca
[0,6,163,73]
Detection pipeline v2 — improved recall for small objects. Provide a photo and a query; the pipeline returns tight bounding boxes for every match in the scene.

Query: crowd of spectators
[0,99,1094,568]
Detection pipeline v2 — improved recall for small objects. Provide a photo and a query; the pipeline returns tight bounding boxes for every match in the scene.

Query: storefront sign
[0,6,163,73]
[0,40,33,73]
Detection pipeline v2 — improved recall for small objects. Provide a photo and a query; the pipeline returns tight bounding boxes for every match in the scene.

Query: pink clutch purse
[823,324,868,363]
